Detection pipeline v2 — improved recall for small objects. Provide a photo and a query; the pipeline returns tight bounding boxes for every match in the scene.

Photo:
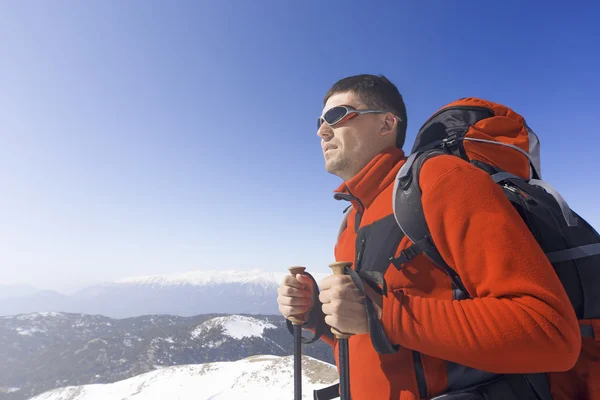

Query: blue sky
[1,1,598,291]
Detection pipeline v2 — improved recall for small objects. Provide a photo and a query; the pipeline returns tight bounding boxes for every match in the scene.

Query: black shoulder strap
[391,149,470,300]
[344,266,399,354]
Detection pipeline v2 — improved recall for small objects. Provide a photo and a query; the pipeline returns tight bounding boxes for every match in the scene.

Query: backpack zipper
[418,105,494,131]
[505,184,545,245]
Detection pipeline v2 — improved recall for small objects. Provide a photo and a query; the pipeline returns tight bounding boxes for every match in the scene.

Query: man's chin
[325,160,342,177]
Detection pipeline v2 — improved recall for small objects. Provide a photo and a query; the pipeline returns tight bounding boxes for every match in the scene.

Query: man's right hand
[277,273,315,323]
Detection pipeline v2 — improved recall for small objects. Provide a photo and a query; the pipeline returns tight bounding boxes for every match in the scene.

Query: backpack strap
[344,265,399,354]
[390,149,470,300]
[545,243,600,263]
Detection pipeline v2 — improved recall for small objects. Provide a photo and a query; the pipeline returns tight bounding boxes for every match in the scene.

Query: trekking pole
[288,266,306,400]
[329,261,353,400]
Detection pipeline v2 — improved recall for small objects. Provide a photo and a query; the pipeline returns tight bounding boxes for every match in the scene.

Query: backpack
[383,97,600,399]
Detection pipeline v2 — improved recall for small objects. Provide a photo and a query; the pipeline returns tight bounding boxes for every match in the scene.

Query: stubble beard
[325,151,353,181]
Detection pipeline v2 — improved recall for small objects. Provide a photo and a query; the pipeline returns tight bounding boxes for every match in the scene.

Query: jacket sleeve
[380,155,581,373]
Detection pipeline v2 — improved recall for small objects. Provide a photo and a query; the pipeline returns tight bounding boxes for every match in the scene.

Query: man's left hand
[319,274,382,335]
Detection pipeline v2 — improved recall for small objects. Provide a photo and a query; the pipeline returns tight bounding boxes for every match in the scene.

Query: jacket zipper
[413,351,428,398]
[341,185,365,234]
[355,236,367,271]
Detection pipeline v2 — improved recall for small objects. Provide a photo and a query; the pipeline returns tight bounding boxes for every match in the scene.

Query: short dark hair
[323,74,407,149]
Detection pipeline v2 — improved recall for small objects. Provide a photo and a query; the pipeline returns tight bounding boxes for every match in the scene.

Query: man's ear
[380,113,397,137]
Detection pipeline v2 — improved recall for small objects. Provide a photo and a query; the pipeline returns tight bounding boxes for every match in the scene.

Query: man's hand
[319,274,382,335]
[277,273,315,323]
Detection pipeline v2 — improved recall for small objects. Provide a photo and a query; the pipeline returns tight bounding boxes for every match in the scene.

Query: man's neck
[333,146,407,210]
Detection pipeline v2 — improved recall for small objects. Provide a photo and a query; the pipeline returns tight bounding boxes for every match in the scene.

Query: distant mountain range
[0,285,41,300]
[0,312,335,400]
[28,354,339,400]
[0,269,329,318]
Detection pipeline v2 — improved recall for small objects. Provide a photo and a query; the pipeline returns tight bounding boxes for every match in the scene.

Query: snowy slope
[191,315,276,340]
[29,355,339,400]
[1,312,335,400]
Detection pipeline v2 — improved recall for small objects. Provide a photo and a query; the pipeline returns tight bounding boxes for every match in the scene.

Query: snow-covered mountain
[116,268,288,288]
[0,312,334,400]
[0,269,329,318]
[29,355,339,400]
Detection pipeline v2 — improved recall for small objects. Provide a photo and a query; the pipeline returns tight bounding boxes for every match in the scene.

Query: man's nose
[317,123,333,140]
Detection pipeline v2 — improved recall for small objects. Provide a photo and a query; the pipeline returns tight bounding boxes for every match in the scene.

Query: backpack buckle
[402,245,419,259]
[441,133,458,148]
[389,245,420,270]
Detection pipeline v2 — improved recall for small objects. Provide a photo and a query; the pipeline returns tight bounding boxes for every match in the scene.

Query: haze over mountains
[0,285,41,300]
[0,269,329,318]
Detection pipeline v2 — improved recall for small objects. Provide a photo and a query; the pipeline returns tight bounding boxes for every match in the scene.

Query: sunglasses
[317,105,398,129]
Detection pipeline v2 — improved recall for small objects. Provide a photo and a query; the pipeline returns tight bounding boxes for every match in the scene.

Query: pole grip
[328,261,353,339]
[287,266,307,325]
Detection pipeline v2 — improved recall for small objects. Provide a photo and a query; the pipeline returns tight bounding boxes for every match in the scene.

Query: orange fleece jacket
[380,153,581,373]
[308,147,581,399]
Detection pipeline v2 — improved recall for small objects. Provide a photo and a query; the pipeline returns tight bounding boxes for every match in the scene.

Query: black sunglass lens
[324,107,348,125]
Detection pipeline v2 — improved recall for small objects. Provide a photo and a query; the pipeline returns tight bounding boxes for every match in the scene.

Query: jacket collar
[333,146,407,211]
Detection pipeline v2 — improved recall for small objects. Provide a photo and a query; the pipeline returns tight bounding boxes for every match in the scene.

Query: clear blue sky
[1,1,598,291]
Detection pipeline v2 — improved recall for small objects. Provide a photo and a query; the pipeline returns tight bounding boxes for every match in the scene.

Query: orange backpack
[391,97,600,399]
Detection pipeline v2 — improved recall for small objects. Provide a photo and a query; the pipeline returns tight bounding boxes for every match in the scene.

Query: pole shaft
[338,338,350,399]
[288,266,306,400]
[328,261,353,400]
[294,324,302,400]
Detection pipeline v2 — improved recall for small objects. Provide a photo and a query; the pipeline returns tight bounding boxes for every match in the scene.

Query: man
[277,74,581,399]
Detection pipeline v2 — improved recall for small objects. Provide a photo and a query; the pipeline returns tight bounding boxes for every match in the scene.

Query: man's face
[317,91,387,181]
